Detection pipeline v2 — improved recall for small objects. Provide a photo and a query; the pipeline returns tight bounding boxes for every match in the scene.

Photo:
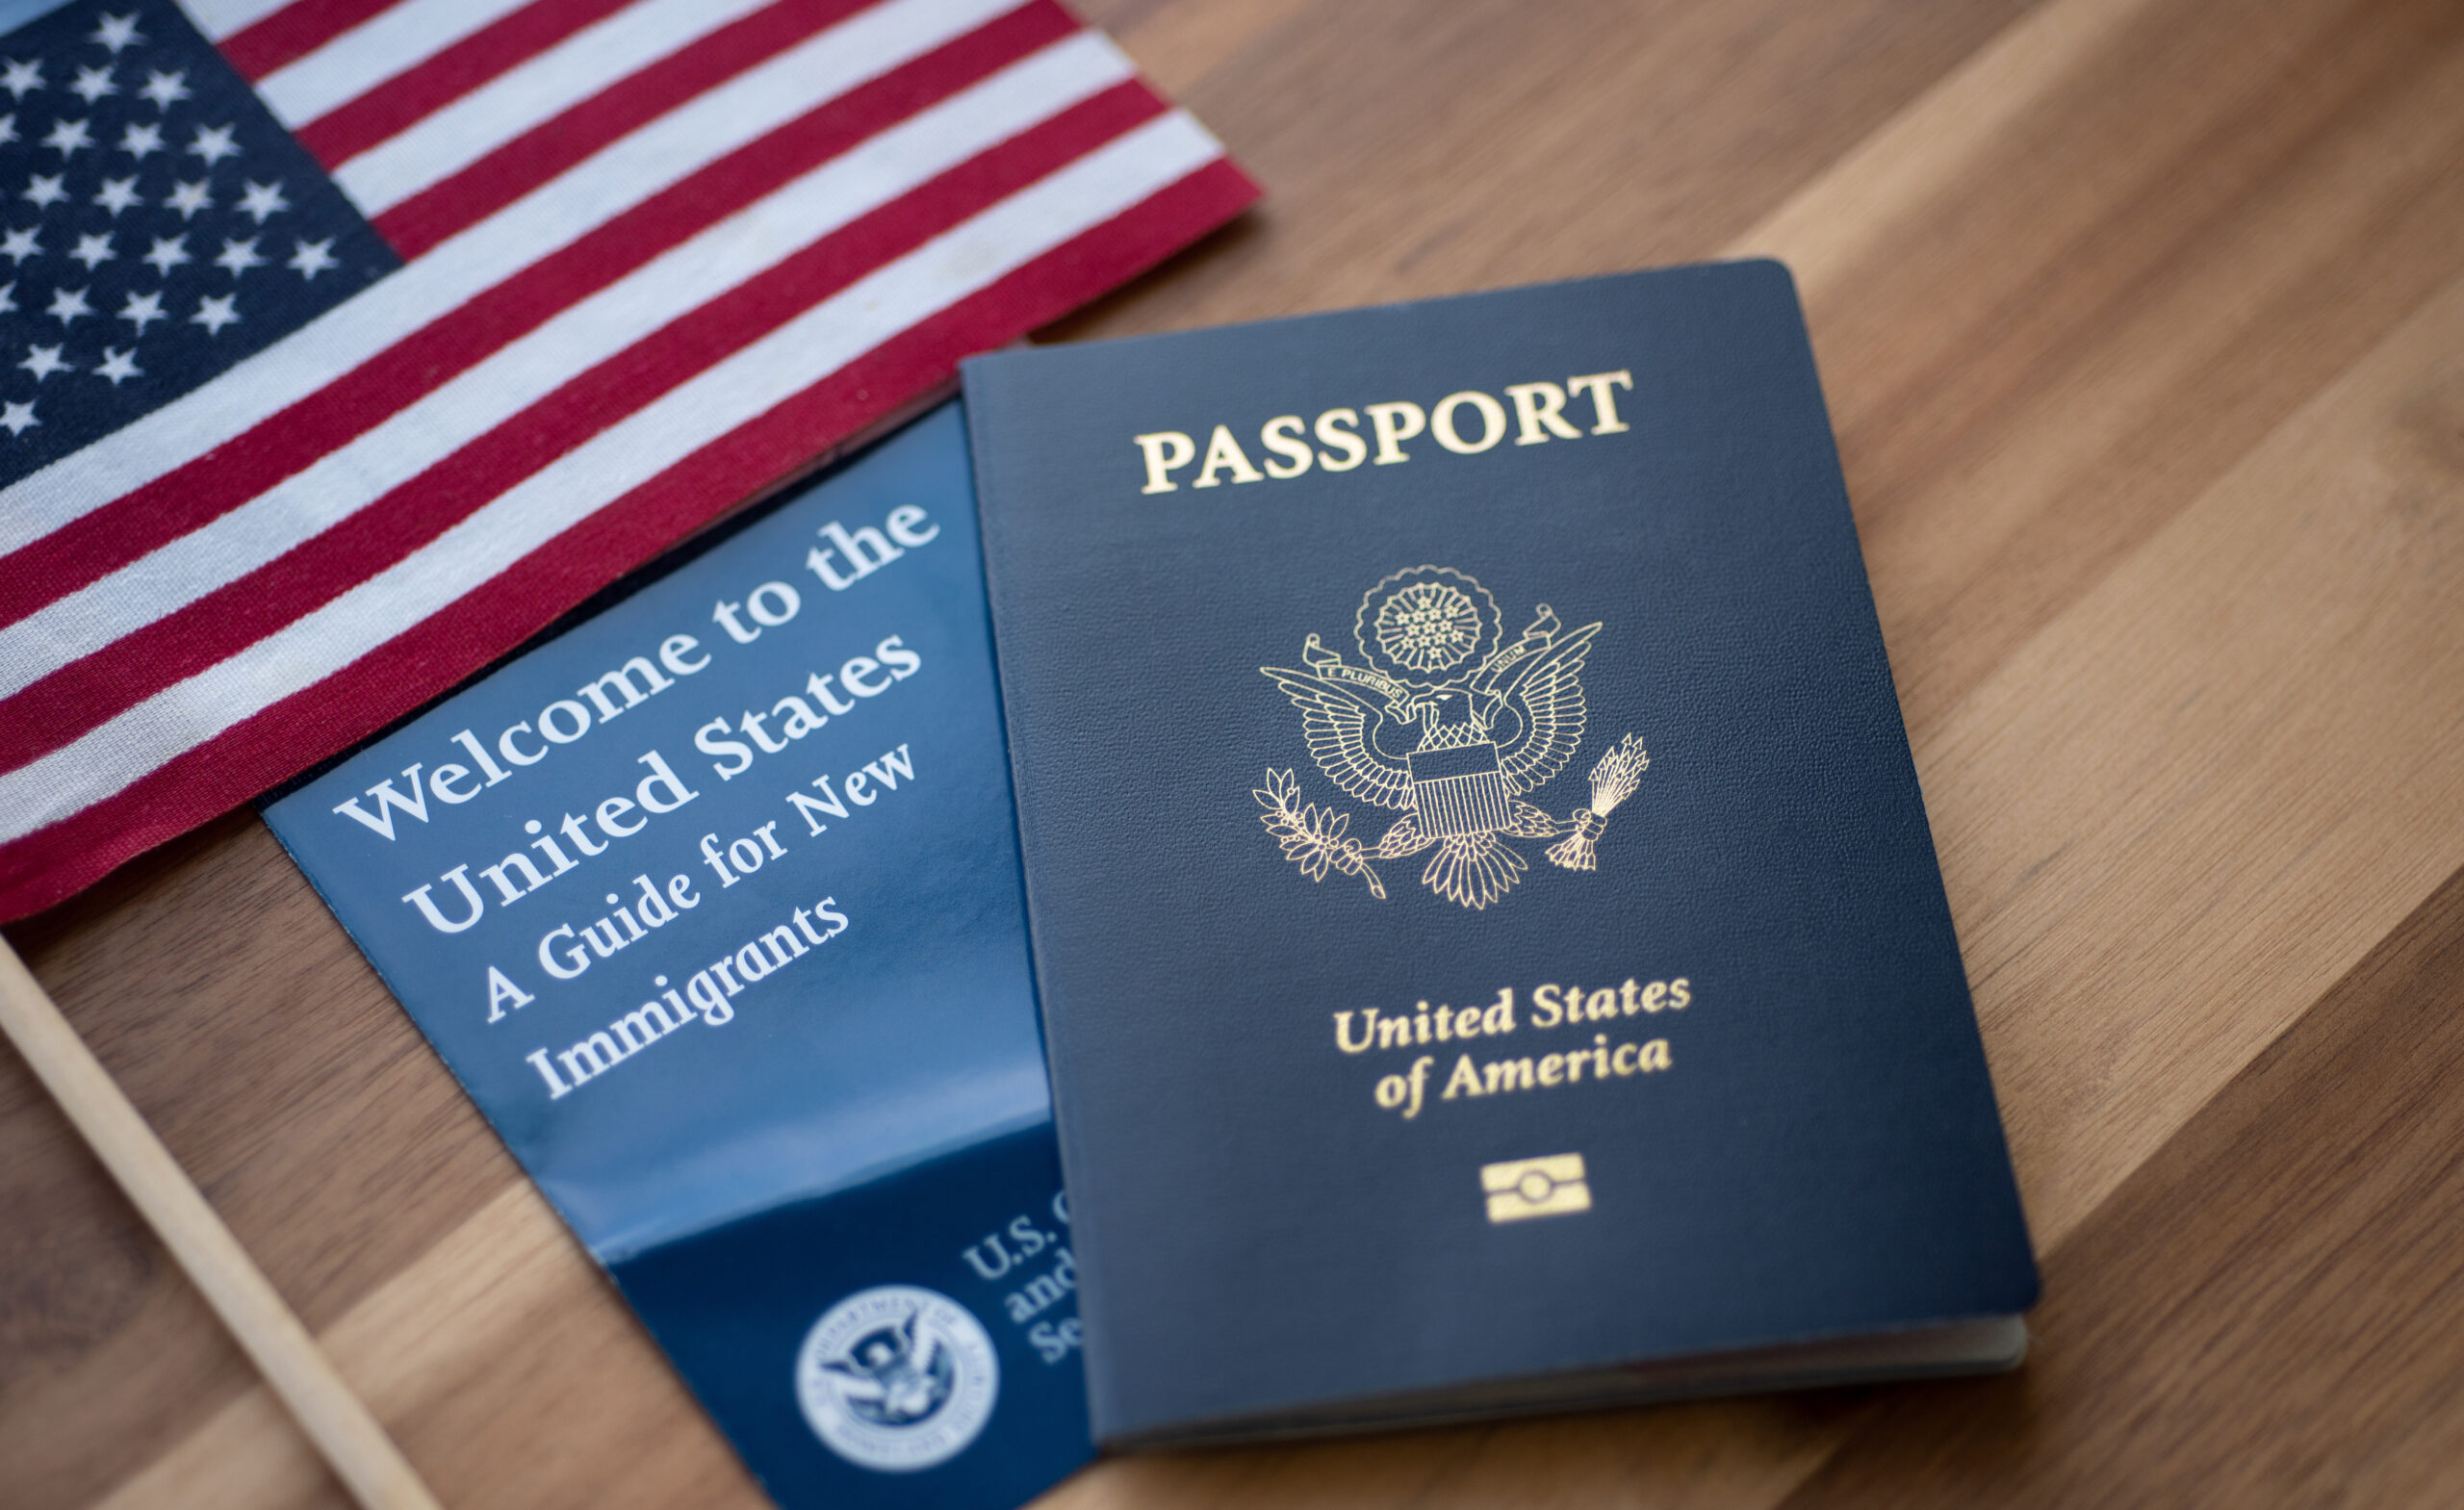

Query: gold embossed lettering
[1133,430,1194,493]
[1484,1058,1535,1094]
[1333,1010,1374,1053]
[1192,423,1265,487]
[1314,408,1368,471]
[1365,400,1424,464]
[1567,370,1633,433]
[1432,390,1507,453]
[1260,415,1314,478]
[1505,380,1583,445]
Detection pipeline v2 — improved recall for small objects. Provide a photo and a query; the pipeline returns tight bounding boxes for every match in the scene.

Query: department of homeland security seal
[794,1285,999,1472]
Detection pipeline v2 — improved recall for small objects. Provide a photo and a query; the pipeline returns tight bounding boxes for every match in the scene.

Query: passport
[263,406,1091,1508]
[962,263,2040,1446]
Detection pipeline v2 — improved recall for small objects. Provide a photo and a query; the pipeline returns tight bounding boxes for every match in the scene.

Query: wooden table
[11,0,2464,1503]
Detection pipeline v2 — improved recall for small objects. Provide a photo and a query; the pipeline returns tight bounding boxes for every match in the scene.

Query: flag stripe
[0,110,1229,846]
[292,0,640,168]
[0,0,1256,920]
[621,157,1258,557]
[189,0,319,44]
[0,82,1169,769]
[0,161,1248,923]
[371,0,878,253]
[0,37,1138,721]
[254,0,534,125]
[330,0,782,215]
[0,149,1254,921]
[0,0,1020,558]
[0,6,1089,637]
[209,0,397,75]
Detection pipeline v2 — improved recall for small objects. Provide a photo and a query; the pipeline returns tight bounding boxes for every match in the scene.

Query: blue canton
[0,0,398,486]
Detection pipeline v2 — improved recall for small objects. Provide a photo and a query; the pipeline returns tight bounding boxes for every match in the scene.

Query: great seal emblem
[794,1285,999,1472]
[1255,566,1648,909]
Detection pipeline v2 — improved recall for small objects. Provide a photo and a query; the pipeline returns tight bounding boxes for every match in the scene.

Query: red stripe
[293,0,640,169]
[640,157,1259,525]
[623,157,1260,539]
[217,0,400,81]
[0,84,1172,770]
[0,154,1255,922]
[0,2,1079,630]
[376,0,1024,258]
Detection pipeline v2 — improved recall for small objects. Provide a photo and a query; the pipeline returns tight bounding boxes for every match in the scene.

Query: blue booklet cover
[962,263,2040,1446]
[263,406,1091,1508]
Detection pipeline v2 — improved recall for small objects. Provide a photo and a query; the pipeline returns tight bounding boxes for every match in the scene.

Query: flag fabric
[0,0,1255,920]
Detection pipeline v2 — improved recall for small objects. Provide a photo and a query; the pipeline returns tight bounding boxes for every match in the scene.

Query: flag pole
[0,935,444,1510]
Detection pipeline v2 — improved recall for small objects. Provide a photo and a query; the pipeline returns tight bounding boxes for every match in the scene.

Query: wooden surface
[9,0,2464,1503]
[0,938,440,1510]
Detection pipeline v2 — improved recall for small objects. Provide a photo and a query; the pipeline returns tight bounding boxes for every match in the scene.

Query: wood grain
[9,0,2464,1504]
[1781,862,2464,1508]
[0,934,438,1509]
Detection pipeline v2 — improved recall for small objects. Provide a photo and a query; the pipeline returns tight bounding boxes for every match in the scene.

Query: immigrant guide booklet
[265,406,1090,1509]
[962,264,2040,1446]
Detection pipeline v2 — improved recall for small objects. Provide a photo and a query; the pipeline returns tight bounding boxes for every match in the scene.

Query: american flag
[0,0,1254,919]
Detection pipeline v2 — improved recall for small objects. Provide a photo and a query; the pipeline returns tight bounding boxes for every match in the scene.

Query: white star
[0,226,38,264]
[286,237,337,281]
[190,291,238,334]
[213,236,263,275]
[67,230,114,269]
[0,399,36,436]
[0,280,13,315]
[91,175,140,215]
[18,342,69,379]
[21,173,65,209]
[92,346,140,385]
[68,65,115,105]
[163,179,210,218]
[40,117,92,157]
[235,179,287,224]
[116,287,163,333]
[45,285,91,324]
[138,69,189,112]
[90,14,143,55]
[141,233,185,275]
[0,114,16,148]
[186,123,238,167]
[116,119,161,160]
[0,60,41,102]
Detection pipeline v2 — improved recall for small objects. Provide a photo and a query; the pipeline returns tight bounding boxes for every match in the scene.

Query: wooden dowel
[0,935,444,1510]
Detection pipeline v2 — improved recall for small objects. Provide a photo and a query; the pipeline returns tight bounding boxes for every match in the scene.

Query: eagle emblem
[820,1309,957,1426]
[1256,566,1649,909]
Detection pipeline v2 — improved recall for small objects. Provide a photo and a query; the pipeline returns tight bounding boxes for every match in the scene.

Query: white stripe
[0,113,1222,839]
[0,0,1021,557]
[257,0,532,128]
[331,0,773,212]
[181,0,295,41]
[0,35,1133,698]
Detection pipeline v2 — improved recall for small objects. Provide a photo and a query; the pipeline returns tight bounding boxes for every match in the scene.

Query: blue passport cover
[962,263,2040,1444]
[262,406,1091,1508]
